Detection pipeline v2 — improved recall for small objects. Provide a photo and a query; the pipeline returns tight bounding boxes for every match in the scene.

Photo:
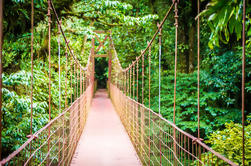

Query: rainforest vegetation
[1,0,250,165]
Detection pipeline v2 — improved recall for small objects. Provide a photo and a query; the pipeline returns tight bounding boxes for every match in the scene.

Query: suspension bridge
[0,0,247,165]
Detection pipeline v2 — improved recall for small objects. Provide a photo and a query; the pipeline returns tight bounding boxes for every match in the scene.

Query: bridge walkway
[70,89,141,166]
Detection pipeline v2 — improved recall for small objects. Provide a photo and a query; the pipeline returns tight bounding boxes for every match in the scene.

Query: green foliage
[2,70,47,153]
[95,58,108,88]
[1,0,159,157]
[149,70,242,137]
[1,58,76,156]
[205,121,251,165]
[202,50,242,105]
[70,0,158,28]
[200,0,251,49]
[1,0,250,162]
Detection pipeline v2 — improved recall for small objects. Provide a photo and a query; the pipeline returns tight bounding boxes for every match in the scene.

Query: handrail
[126,95,237,166]
[110,84,238,166]
[0,90,91,165]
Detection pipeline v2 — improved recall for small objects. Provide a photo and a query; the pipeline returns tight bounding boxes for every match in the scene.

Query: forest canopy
[1,0,250,165]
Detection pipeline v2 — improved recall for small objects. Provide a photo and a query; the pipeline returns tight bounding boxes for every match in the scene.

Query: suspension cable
[50,0,84,70]
[135,3,174,64]
[114,3,175,73]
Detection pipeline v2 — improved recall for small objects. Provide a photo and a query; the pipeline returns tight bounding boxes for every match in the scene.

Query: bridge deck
[70,89,141,166]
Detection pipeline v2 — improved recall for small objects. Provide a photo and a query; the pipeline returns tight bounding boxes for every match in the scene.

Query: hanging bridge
[0,0,247,166]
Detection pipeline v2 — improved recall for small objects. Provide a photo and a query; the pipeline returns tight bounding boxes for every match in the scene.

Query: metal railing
[110,84,237,166]
[0,83,94,166]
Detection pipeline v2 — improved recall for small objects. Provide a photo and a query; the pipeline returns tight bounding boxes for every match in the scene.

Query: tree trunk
[183,21,189,73]
[188,0,197,73]
[188,25,195,73]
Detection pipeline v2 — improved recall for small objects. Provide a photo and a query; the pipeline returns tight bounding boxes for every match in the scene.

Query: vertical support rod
[0,0,3,160]
[126,70,128,96]
[127,69,129,96]
[80,68,82,96]
[57,23,61,163]
[133,64,135,100]
[158,23,162,165]
[173,1,179,165]
[148,45,151,166]
[70,56,72,104]
[122,71,126,93]
[136,59,139,103]
[91,38,95,84]
[108,36,112,87]
[197,0,200,140]
[65,52,68,108]
[136,58,139,152]
[63,51,68,164]
[58,24,61,112]
[77,65,79,135]
[242,0,246,165]
[77,65,78,99]
[73,60,77,101]
[173,0,178,126]
[30,0,34,137]
[47,0,52,164]
[48,0,51,120]
[158,23,162,116]
[133,64,135,143]
[148,44,151,109]
[83,71,85,93]
[130,67,132,98]
[124,71,126,123]
[142,51,144,104]
[197,0,202,164]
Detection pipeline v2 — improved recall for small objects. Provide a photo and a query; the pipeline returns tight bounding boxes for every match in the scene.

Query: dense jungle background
[1,0,250,164]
